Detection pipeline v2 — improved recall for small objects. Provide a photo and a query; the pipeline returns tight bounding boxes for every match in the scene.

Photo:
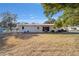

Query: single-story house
[15,24,54,32]
[66,26,79,32]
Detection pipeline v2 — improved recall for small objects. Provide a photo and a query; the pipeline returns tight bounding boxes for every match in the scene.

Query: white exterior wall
[22,26,42,32]
[76,27,79,30]
[66,26,79,32]
[49,26,53,32]
[16,24,54,32]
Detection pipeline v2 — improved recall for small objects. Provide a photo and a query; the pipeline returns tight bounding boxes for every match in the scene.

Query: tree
[54,19,63,28]
[42,3,79,28]
[42,3,79,18]
[0,12,17,31]
[44,18,55,24]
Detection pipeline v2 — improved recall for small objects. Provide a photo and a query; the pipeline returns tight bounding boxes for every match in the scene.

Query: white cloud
[30,16,35,19]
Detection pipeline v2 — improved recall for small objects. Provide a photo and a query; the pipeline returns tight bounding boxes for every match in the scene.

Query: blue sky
[0,3,63,24]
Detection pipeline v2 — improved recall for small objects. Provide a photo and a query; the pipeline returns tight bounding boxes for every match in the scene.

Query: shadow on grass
[0,33,8,47]
[9,32,39,40]
[0,32,38,49]
[30,32,79,34]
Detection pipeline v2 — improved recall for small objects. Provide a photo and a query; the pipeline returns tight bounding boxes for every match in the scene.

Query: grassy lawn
[0,33,79,56]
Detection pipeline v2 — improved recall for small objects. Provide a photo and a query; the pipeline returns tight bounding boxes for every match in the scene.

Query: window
[71,27,77,30]
[37,27,39,29]
[22,26,24,29]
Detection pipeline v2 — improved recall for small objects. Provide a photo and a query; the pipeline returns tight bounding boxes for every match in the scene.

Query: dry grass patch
[5,36,21,47]
[0,33,79,56]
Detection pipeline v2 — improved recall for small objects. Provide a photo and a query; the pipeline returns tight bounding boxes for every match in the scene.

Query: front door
[43,27,49,32]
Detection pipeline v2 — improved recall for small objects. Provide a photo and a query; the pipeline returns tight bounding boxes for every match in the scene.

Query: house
[15,24,54,32]
[66,26,79,32]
